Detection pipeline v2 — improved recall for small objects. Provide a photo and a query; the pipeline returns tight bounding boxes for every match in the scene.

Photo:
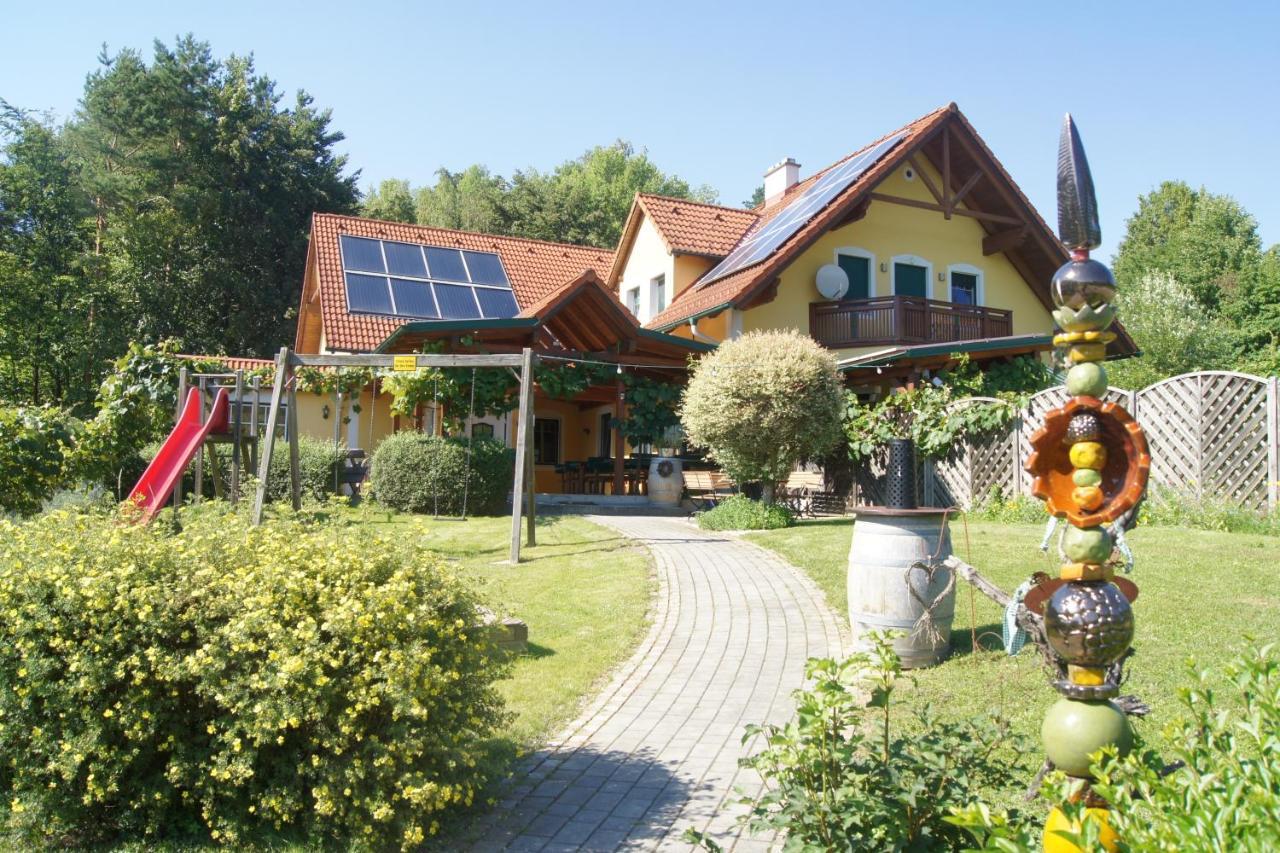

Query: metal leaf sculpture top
[1057,114,1101,250]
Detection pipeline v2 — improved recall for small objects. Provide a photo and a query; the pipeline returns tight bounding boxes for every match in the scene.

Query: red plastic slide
[127,386,230,522]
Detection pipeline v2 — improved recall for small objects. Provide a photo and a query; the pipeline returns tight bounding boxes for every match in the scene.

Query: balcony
[809,295,1013,349]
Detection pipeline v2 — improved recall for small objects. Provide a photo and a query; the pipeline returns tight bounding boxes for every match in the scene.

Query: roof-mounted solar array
[698,133,907,287]
[339,236,519,321]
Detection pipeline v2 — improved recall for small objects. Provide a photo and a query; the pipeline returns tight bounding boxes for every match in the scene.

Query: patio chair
[683,469,735,511]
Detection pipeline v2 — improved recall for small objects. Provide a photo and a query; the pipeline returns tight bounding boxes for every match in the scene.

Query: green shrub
[0,509,507,849]
[689,632,1029,851]
[0,404,80,516]
[680,330,843,504]
[370,433,514,516]
[265,435,352,502]
[950,643,1280,851]
[696,495,794,531]
[964,487,1049,525]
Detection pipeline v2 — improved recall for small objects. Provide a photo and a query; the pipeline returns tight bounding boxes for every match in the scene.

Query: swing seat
[339,449,369,498]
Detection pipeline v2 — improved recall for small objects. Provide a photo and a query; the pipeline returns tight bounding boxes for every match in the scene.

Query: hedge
[370,433,514,516]
[0,404,79,516]
[0,510,508,849]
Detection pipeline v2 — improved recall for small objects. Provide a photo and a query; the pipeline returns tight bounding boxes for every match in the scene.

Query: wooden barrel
[847,508,955,668]
[648,457,684,506]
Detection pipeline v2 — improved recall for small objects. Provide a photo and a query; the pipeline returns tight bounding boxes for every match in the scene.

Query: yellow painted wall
[739,160,1053,359]
[674,254,715,298]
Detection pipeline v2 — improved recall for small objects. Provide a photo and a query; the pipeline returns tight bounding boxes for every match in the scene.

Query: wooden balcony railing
[809,295,1013,349]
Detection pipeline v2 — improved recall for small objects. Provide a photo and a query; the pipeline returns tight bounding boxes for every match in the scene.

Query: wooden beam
[830,197,871,231]
[287,374,301,511]
[867,192,1025,226]
[951,168,984,210]
[743,277,781,309]
[942,127,952,216]
[983,226,1029,256]
[289,353,525,368]
[907,154,945,206]
[613,376,625,497]
[509,347,535,563]
[251,347,289,525]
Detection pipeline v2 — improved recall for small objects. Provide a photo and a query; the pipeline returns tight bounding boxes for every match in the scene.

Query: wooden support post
[288,366,302,511]
[193,377,205,504]
[249,376,261,473]
[174,367,188,517]
[251,347,289,525]
[231,370,243,504]
[526,421,536,547]
[613,374,625,496]
[207,443,226,499]
[510,347,535,562]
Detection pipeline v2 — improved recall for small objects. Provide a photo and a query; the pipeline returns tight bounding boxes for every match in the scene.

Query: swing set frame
[250,346,540,563]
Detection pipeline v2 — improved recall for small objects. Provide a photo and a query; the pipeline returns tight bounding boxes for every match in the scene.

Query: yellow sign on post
[392,355,418,372]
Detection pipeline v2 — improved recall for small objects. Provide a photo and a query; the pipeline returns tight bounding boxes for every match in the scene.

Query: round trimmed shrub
[370,433,514,516]
[0,510,508,849]
[265,435,351,502]
[696,494,795,531]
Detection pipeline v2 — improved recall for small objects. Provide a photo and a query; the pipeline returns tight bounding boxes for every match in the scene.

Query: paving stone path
[467,513,846,852]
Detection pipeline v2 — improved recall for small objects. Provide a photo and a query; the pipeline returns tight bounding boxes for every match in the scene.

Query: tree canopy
[0,37,359,410]
[359,142,718,249]
[1112,180,1279,379]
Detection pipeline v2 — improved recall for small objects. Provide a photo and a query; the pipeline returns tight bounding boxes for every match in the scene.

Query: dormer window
[947,264,984,306]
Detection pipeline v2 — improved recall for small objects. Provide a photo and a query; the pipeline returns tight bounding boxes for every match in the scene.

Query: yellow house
[211,102,1132,497]
[613,103,1132,389]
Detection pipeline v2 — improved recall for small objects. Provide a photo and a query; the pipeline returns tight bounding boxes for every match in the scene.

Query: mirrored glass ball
[1052,259,1116,310]
[1044,581,1134,667]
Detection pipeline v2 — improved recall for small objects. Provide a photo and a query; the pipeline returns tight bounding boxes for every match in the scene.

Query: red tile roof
[307,213,614,352]
[637,194,758,257]
[646,106,952,330]
[176,354,276,371]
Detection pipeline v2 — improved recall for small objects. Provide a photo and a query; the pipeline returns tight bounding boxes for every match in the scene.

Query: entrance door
[599,412,613,457]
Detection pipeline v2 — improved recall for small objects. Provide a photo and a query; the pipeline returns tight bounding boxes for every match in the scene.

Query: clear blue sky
[5,0,1277,261]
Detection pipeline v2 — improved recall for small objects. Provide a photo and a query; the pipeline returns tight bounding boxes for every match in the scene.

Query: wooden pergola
[374,271,711,495]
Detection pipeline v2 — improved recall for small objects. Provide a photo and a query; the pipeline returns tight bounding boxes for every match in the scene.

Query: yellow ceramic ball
[1072,485,1105,511]
[1043,805,1118,853]
[1069,441,1107,470]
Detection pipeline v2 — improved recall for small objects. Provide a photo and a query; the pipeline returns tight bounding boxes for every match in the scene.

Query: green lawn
[339,505,653,751]
[746,517,1279,804]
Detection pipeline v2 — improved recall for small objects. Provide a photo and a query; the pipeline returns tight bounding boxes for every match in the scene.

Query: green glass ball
[1066,362,1108,398]
[1073,468,1103,488]
[1063,525,1112,563]
[1041,698,1132,777]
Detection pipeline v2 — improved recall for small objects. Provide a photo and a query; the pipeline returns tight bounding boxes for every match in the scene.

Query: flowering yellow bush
[0,509,508,848]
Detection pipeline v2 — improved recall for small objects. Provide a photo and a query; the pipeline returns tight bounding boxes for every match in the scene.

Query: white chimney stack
[763,157,800,204]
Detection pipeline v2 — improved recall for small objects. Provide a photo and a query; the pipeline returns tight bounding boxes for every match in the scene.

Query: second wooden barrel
[648,457,684,506]
[847,508,955,668]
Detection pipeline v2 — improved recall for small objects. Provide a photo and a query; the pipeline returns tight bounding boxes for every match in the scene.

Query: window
[835,248,875,299]
[891,255,932,298]
[533,418,560,465]
[472,422,494,439]
[650,274,667,315]
[625,286,641,316]
[947,264,983,306]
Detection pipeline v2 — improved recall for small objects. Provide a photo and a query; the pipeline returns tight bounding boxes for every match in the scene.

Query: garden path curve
[467,513,846,852]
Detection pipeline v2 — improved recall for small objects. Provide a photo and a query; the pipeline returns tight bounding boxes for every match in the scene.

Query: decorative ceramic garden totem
[1024,116,1152,852]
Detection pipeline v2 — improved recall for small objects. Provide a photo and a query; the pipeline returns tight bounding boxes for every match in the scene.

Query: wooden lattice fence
[850,370,1280,512]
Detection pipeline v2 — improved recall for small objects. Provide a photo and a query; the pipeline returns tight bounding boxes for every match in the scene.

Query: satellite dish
[816,264,849,300]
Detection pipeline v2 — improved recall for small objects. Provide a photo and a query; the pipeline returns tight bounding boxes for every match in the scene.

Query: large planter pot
[648,456,684,506]
[847,507,955,668]
[885,438,917,509]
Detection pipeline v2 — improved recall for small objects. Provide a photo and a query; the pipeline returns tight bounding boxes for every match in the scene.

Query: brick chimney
[763,157,800,205]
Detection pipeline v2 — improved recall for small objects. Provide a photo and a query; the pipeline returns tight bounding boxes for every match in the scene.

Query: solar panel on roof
[463,251,509,286]
[345,272,393,313]
[338,236,517,322]
[699,133,906,287]
[340,236,386,273]
[424,247,468,282]
[383,241,427,278]
[389,279,437,318]
[475,288,519,319]
[433,283,482,319]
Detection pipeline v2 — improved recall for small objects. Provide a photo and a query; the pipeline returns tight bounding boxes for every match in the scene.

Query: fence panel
[850,371,1279,513]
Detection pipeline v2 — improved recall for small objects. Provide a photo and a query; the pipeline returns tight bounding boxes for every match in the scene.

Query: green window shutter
[836,254,870,299]
[894,263,927,297]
